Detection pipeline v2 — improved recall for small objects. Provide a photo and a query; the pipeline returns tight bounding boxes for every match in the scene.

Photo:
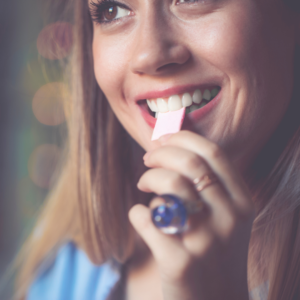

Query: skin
[90,0,300,299]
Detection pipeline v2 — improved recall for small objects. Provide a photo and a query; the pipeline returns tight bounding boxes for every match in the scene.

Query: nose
[130,11,191,76]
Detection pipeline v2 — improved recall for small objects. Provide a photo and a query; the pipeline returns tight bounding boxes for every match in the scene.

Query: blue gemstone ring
[151,194,204,234]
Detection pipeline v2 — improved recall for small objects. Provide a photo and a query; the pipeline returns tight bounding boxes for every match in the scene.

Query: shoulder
[26,242,121,300]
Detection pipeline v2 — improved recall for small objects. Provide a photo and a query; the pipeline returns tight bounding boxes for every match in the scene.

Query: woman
[17,0,300,299]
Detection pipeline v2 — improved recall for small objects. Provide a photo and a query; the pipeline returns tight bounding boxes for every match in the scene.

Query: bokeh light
[37,22,73,60]
[21,57,65,96]
[28,144,61,189]
[32,82,68,126]
[21,59,49,96]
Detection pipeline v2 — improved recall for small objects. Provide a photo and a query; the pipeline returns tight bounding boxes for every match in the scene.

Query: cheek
[188,8,259,78]
[92,35,128,99]
[186,2,292,117]
[182,4,293,165]
[93,35,145,143]
[183,7,264,129]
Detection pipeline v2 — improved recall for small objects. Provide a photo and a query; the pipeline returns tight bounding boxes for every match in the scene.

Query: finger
[161,131,254,214]
[149,196,165,209]
[143,145,237,227]
[129,204,189,271]
[138,168,199,202]
[144,145,210,181]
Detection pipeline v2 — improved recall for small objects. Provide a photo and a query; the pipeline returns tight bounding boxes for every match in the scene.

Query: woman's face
[90,0,299,171]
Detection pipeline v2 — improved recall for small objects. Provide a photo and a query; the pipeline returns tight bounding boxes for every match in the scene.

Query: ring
[193,173,218,192]
[151,194,204,234]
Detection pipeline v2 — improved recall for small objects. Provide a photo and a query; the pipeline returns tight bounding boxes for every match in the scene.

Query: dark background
[0,1,68,296]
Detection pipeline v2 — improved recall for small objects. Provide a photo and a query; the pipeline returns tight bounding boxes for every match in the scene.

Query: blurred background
[0,0,72,297]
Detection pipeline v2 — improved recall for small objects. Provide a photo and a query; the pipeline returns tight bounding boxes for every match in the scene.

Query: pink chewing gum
[151,107,186,141]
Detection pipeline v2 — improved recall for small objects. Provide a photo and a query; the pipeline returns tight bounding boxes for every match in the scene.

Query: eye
[102,5,130,22]
[90,0,132,24]
[172,0,218,20]
[175,0,213,4]
[176,0,199,3]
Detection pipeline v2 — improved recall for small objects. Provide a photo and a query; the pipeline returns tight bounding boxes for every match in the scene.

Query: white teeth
[146,100,152,110]
[203,89,211,101]
[147,100,154,112]
[151,100,158,112]
[147,100,159,112]
[168,95,182,111]
[146,87,220,114]
[157,98,168,113]
[192,89,202,104]
[182,93,192,107]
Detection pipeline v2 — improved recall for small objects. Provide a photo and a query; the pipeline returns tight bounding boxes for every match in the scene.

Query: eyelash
[89,0,131,25]
[89,0,208,25]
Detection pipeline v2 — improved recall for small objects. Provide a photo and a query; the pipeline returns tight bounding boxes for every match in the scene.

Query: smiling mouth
[140,86,221,118]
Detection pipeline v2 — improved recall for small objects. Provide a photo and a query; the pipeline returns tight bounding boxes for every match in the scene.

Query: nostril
[131,40,191,76]
[156,62,180,73]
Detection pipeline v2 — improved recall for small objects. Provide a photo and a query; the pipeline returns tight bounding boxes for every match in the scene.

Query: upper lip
[133,81,223,103]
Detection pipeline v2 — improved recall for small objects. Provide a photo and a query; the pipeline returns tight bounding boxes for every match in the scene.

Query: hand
[129,131,255,300]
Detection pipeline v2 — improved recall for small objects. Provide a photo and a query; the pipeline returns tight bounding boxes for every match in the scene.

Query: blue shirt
[27,242,272,300]
[27,242,122,300]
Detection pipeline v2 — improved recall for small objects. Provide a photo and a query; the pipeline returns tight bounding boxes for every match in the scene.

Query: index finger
[160,131,254,215]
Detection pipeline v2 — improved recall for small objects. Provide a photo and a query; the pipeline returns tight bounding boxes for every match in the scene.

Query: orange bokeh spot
[37,22,73,60]
[32,82,69,126]
[28,144,61,189]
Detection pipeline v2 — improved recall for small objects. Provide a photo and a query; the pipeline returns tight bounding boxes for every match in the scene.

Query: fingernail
[159,133,173,144]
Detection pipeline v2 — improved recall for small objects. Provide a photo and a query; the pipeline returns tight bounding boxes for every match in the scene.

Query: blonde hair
[16,0,300,299]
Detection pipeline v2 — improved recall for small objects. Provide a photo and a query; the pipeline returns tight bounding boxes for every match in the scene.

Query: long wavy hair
[16,0,300,299]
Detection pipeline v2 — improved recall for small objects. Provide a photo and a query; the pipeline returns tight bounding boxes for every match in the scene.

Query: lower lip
[139,90,222,129]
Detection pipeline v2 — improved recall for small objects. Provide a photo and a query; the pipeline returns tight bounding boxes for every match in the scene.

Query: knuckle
[180,154,203,172]
[207,144,223,160]
[164,173,185,191]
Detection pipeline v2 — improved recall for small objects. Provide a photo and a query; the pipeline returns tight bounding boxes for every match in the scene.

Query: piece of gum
[151,107,186,141]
